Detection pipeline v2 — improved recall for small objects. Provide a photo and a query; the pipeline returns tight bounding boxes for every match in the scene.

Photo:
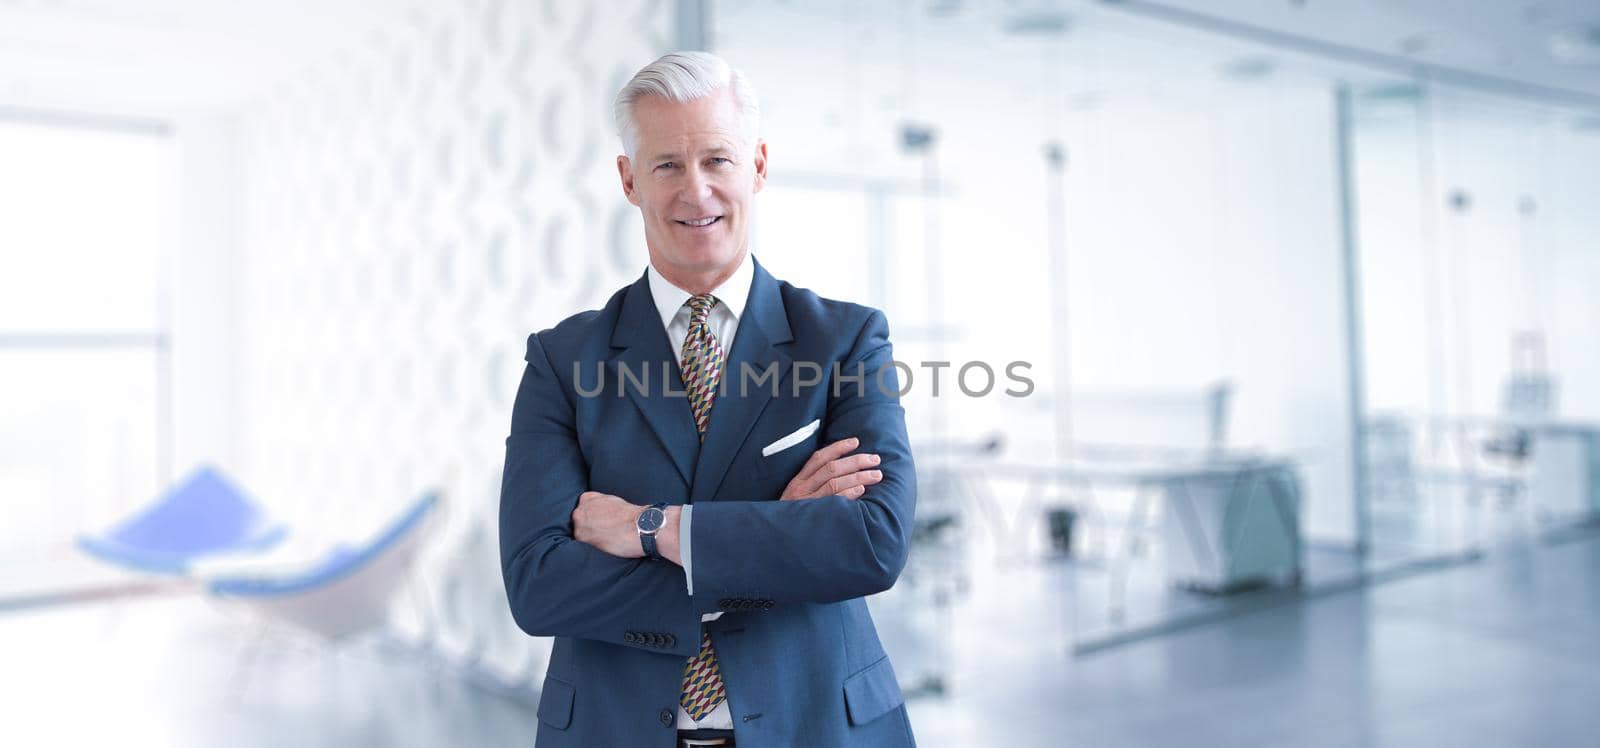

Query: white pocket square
[761,419,820,457]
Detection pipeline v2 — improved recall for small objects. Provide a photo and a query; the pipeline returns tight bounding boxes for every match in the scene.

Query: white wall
[230,0,671,683]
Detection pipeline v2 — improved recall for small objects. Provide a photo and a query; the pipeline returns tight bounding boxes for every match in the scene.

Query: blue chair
[207,491,441,640]
[77,466,288,575]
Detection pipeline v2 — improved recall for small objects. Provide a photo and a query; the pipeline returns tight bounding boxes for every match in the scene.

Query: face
[617,88,767,286]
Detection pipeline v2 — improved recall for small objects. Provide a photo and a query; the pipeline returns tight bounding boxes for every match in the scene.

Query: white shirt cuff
[681,504,694,596]
[683,505,723,622]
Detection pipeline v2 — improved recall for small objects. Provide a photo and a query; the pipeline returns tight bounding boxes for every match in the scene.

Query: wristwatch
[637,502,668,560]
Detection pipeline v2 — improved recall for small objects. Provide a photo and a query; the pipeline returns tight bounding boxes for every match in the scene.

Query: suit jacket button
[624,631,637,643]
[719,598,732,608]
[762,600,775,610]
[665,634,677,647]
[659,708,675,727]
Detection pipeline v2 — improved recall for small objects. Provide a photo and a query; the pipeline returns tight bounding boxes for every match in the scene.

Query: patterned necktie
[679,293,728,721]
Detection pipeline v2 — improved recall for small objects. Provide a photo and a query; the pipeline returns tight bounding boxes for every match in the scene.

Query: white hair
[613,51,760,158]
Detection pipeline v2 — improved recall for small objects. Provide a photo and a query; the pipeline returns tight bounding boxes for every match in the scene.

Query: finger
[569,504,588,537]
[799,452,880,496]
[841,485,867,499]
[821,469,883,497]
[797,437,859,481]
[800,450,876,495]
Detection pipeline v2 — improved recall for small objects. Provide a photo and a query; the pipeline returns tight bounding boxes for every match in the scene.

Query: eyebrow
[647,146,737,163]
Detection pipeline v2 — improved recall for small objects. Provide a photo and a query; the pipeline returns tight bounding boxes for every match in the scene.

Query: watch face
[638,507,665,533]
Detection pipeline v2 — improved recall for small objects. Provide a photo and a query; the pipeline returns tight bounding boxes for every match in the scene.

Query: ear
[751,139,768,194]
[617,154,640,207]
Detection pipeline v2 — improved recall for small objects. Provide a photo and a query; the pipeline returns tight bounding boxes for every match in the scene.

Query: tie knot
[686,294,717,322]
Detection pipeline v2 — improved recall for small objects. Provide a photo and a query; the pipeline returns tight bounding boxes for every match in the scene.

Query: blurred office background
[1,0,1597,745]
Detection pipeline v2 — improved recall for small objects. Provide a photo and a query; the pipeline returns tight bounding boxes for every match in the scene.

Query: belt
[678,728,736,747]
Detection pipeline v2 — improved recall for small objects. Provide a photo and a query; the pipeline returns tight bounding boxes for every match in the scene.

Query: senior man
[498,51,917,747]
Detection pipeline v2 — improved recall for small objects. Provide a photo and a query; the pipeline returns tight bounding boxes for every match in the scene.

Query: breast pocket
[755,417,822,479]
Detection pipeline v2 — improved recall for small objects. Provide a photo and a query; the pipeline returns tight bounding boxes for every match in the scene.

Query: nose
[682,165,714,203]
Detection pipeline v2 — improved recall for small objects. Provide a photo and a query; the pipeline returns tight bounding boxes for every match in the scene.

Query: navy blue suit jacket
[500,257,918,747]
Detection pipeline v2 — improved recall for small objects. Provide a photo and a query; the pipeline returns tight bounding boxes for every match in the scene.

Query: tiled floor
[903,528,1600,746]
[1,529,1595,746]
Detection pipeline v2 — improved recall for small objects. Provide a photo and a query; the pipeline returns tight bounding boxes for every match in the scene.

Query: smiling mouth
[675,216,722,227]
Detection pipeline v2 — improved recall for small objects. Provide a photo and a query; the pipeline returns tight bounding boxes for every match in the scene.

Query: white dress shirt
[645,250,754,732]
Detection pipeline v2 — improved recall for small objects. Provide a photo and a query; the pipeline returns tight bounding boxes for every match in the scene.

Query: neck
[653,249,746,296]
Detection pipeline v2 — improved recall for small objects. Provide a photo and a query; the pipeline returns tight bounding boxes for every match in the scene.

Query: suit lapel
[610,273,699,487]
[691,259,794,501]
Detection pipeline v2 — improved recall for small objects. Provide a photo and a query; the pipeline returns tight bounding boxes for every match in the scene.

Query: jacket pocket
[756,420,823,479]
[761,418,821,456]
[537,676,575,730]
[843,655,905,726]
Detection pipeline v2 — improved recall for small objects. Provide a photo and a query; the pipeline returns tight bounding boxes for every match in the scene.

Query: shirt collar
[645,250,754,329]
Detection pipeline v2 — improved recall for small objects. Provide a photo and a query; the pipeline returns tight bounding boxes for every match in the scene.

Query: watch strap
[639,501,668,560]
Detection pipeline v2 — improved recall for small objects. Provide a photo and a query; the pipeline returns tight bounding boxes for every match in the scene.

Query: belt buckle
[679,738,730,747]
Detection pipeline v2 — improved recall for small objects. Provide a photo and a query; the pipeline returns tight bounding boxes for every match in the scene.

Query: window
[0,117,173,561]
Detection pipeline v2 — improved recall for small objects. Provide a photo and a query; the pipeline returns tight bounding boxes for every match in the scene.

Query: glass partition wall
[712,2,1599,707]
[711,0,1377,677]
[1353,84,1600,561]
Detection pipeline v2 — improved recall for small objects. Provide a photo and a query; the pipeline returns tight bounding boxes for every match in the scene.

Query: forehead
[632,89,747,152]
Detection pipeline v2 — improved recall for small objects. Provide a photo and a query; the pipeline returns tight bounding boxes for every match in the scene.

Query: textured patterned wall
[237,0,671,685]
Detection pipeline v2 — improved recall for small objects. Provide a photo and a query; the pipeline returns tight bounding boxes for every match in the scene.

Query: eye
[709,157,733,166]
[655,162,677,171]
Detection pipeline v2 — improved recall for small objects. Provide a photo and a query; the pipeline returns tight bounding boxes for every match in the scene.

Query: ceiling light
[1220,56,1275,80]
[1003,10,1071,36]
[1360,82,1424,101]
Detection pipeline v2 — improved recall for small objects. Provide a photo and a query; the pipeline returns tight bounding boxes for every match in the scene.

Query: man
[499,51,917,747]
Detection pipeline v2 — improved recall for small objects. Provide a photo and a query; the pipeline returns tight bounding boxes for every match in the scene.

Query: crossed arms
[499,310,915,658]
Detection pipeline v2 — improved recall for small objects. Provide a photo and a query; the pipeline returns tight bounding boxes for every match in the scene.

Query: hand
[571,491,682,564]
[571,491,642,558]
[780,437,882,500]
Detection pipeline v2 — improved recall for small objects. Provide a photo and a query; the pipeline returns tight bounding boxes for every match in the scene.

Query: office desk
[1406,414,1600,525]
[983,457,1303,619]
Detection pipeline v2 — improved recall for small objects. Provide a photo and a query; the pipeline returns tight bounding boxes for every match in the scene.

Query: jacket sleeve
[687,309,917,605]
[498,331,717,658]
